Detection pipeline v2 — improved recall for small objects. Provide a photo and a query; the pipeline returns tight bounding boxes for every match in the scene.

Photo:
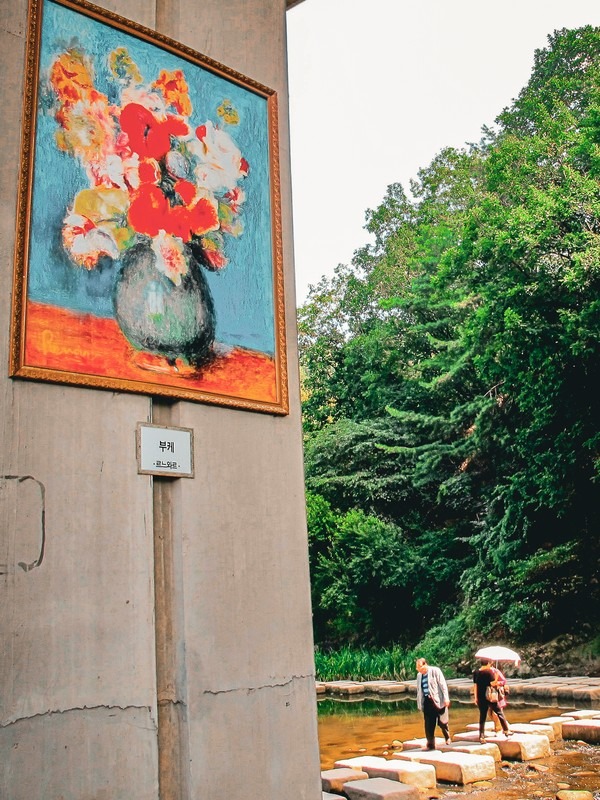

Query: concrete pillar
[0,0,321,798]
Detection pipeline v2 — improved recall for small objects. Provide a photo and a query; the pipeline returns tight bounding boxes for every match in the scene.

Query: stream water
[318,696,600,798]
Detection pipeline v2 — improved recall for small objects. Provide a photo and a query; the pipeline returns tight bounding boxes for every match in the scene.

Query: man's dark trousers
[423,695,449,748]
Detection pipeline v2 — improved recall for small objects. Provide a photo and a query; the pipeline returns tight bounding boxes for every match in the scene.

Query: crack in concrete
[202,674,315,696]
[2,704,157,730]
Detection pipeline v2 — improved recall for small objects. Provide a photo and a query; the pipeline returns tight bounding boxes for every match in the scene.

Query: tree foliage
[300,27,600,653]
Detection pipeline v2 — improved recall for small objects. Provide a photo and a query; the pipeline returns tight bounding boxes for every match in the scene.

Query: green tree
[301,26,600,652]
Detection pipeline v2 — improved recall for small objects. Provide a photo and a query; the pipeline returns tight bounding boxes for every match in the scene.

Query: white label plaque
[137,423,194,478]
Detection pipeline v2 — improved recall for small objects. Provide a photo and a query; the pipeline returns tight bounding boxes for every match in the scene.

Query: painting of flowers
[11,0,288,414]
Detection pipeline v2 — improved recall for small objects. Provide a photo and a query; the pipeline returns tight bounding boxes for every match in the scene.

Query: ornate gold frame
[10,0,288,415]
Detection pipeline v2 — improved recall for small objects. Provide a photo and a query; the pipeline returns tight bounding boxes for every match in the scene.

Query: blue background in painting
[29,0,275,355]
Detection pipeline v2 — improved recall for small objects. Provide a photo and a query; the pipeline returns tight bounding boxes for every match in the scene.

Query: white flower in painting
[151,230,189,286]
[62,213,120,269]
[120,86,167,119]
[92,152,141,192]
[190,121,249,194]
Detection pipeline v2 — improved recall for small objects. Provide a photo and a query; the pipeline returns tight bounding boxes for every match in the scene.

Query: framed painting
[10,0,288,415]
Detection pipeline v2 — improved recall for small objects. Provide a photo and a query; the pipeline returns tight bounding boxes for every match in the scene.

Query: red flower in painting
[128,184,169,237]
[188,197,219,237]
[120,103,188,160]
[128,184,219,243]
[174,179,197,205]
[51,46,248,284]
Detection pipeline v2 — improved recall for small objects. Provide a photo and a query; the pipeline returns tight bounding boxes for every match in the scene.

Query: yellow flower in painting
[54,97,117,180]
[217,99,239,125]
[72,186,129,220]
[50,49,95,103]
[109,47,143,85]
[62,187,135,268]
[153,70,192,117]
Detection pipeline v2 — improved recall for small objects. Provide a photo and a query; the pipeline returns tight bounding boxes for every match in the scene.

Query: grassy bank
[314,646,420,682]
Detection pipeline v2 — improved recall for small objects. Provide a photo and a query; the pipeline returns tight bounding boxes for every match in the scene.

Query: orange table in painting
[23,301,279,405]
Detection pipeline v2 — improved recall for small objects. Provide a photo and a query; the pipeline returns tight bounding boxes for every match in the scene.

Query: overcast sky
[286,0,600,305]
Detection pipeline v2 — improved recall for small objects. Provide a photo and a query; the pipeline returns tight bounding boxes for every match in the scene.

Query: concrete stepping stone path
[326,680,369,695]
[321,767,369,792]
[452,730,552,760]
[562,709,600,719]
[508,722,557,740]
[561,718,600,744]
[334,755,398,771]
[317,675,600,703]
[343,777,420,800]
[398,736,446,750]
[333,756,435,790]
[321,704,600,795]
[392,749,496,784]
[465,720,556,740]
[358,758,436,789]
[392,735,502,760]
[444,740,502,761]
[371,683,407,695]
[530,715,574,737]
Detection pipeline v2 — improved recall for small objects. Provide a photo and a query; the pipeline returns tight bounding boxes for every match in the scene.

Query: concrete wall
[0,1,321,798]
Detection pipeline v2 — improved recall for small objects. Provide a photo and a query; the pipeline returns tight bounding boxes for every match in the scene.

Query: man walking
[416,657,451,749]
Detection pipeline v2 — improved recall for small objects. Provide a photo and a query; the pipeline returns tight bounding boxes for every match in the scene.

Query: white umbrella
[475,645,521,666]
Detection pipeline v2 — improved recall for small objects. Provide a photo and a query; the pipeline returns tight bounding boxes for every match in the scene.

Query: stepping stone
[398,737,447,750]
[334,756,391,771]
[362,681,406,694]
[361,759,436,789]
[316,683,327,695]
[561,709,600,719]
[465,722,496,732]
[444,682,473,697]
[527,683,558,699]
[343,777,420,800]
[530,715,574,737]
[452,731,551,761]
[503,681,526,694]
[323,793,341,800]
[572,687,600,701]
[393,749,495,784]
[506,722,556,741]
[326,681,367,695]
[556,686,579,701]
[441,741,502,761]
[556,792,595,800]
[376,683,408,695]
[322,768,369,792]
[561,718,600,744]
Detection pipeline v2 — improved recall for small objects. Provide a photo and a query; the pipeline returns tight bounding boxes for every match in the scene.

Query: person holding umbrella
[488,665,509,732]
[472,658,513,742]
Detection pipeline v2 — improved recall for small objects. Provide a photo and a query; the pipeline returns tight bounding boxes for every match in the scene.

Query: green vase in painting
[113,242,216,370]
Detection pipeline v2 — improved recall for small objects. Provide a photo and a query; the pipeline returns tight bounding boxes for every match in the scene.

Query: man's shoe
[445,738,452,745]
